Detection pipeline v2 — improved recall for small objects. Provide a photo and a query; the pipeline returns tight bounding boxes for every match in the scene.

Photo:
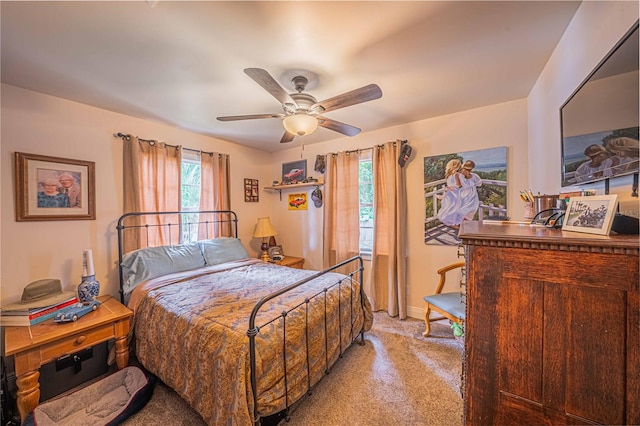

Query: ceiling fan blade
[280,131,296,143]
[314,84,382,113]
[317,116,361,137]
[217,113,284,121]
[244,68,297,106]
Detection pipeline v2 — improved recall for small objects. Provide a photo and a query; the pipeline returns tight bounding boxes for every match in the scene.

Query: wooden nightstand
[274,256,305,269]
[4,295,132,421]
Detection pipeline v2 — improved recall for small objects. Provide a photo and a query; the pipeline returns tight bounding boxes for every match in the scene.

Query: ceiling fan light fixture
[283,113,318,136]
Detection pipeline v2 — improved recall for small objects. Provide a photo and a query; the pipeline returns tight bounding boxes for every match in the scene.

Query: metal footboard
[247,256,366,425]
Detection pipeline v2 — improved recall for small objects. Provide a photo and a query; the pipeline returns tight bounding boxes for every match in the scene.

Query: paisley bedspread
[129,258,373,425]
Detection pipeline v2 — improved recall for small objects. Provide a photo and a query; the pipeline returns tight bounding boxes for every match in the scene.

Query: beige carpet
[122,312,464,426]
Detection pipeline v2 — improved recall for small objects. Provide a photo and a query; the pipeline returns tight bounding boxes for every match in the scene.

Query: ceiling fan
[217,68,383,143]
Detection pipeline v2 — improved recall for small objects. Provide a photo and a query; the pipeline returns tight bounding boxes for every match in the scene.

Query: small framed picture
[288,193,308,210]
[562,194,618,235]
[268,245,284,261]
[14,152,96,221]
[244,178,259,202]
[282,160,307,184]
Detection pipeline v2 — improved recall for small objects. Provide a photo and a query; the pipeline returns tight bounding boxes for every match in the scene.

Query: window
[359,154,373,254]
[180,153,201,242]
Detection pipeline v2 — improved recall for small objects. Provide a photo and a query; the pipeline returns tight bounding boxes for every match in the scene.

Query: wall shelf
[264,180,323,200]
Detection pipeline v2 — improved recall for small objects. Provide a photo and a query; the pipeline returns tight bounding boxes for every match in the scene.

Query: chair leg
[422,303,432,337]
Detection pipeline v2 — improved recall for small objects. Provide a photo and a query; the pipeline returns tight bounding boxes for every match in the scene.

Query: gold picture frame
[561,194,618,235]
[14,152,96,221]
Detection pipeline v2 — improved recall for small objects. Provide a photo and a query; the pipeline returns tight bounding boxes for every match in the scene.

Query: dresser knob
[75,335,86,345]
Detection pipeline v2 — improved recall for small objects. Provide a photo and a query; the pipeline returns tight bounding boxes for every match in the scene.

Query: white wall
[528,1,639,217]
[1,84,273,303]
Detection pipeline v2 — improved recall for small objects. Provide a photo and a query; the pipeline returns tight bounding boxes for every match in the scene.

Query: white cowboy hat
[1,279,76,311]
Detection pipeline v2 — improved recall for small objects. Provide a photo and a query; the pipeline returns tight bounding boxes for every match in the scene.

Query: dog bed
[23,366,155,426]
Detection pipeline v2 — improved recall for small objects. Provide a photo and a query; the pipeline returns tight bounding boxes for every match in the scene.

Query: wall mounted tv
[560,22,639,187]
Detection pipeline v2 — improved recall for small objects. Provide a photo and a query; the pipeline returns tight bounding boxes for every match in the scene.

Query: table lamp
[253,217,277,262]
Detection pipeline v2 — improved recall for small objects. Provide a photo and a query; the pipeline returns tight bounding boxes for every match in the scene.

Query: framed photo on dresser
[562,194,618,235]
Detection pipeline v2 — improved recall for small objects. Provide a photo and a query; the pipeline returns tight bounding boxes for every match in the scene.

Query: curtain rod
[115,132,222,157]
[342,139,408,155]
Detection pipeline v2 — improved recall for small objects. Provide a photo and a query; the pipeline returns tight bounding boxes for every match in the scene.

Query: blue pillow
[198,238,249,266]
[121,242,206,295]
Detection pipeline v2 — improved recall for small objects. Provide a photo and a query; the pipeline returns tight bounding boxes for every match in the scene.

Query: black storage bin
[39,341,109,401]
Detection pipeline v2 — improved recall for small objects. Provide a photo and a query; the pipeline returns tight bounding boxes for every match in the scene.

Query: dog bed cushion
[24,366,154,426]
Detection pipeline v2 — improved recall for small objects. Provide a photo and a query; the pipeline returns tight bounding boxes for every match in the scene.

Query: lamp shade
[253,217,277,238]
[283,113,319,136]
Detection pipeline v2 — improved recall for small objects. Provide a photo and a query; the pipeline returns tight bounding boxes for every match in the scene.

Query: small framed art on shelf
[282,160,307,184]
[562,194,618,235]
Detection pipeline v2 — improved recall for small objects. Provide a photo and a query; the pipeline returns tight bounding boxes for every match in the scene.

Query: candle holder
[78,275,100,302]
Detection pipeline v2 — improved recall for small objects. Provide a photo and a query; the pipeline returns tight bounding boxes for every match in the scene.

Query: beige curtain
[323,151,361,273]
[370,141,408,318]
[199,152,232,238]
[122,136,182,252]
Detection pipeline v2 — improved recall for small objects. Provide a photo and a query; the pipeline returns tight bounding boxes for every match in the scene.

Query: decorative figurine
[77,249,100,302]
[54,300,101,323]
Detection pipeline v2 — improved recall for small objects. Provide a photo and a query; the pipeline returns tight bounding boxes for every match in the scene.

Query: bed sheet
[129,258,373,425]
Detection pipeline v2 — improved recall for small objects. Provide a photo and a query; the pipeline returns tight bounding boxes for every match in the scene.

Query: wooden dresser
[458,221,639,425]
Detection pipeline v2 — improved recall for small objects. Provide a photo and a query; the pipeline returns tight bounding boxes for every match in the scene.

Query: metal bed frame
[116,210,367,424]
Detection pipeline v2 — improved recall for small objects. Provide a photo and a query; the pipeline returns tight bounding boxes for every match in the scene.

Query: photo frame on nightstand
[268,245,284,261]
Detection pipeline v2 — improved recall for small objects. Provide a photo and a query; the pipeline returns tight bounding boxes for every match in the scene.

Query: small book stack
[1,295,78,327]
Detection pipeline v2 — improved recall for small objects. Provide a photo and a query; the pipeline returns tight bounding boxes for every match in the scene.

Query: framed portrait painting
[562,194,618,235]
[14,152,96,221]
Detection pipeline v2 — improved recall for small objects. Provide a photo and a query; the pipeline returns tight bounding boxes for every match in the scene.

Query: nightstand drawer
[5,296,133,421]
[39,323,114,363]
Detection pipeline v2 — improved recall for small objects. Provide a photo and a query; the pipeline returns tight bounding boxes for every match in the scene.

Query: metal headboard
[116,210,238,303]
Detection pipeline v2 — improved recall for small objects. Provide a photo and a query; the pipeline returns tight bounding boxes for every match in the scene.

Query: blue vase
[78,275,100,302]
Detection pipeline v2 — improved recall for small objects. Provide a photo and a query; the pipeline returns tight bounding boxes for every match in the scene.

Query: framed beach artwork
[424,146,507,246]
[562,194,618,235]
[14,152,96,221]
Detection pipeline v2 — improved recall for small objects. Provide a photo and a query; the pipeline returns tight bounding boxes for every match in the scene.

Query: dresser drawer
[39,324,114,363]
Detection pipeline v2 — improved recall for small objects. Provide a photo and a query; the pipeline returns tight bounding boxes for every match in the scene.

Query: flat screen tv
[560,22,639,187]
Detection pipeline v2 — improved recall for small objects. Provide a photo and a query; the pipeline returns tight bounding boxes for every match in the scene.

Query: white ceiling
[1,1,581,152]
